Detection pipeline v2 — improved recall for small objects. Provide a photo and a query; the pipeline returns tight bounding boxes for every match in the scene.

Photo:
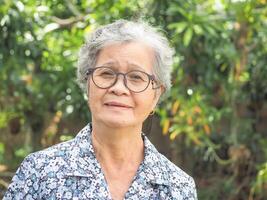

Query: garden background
[1,0,267,199]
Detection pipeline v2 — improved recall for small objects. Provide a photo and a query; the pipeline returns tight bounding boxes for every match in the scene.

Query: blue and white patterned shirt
[4,124,197,200]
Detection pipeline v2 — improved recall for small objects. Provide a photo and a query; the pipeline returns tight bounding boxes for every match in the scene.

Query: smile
[104,101,133,108]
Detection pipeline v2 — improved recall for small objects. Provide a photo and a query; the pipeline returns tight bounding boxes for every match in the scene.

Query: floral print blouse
[4,123,197,200]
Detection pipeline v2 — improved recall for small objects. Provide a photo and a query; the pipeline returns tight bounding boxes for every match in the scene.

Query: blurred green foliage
[1,0,267,199]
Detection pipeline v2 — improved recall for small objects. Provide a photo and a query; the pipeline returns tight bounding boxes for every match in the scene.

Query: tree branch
[51,15,86,28]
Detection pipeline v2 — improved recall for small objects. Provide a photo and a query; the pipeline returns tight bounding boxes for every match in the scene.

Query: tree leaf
[168,22,188,34]
[183,27,193,46]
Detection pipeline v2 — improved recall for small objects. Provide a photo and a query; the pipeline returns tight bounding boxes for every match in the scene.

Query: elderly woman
[4,19,197,199]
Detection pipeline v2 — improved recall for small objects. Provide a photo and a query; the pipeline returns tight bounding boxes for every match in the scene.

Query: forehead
[95,42,155,72]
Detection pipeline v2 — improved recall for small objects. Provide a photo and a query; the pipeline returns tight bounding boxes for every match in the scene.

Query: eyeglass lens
[92,67,151,92]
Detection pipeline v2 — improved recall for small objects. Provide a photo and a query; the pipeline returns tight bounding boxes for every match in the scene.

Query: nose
[108,73,130,95]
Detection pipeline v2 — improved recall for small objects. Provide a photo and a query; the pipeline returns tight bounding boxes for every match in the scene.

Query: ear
[152,86,164,110]
[86,79,91,101]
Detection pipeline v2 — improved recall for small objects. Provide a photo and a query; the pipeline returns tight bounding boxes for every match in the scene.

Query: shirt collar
[142,134,171,186]
[66,123,170,186]
[65,123,99,177]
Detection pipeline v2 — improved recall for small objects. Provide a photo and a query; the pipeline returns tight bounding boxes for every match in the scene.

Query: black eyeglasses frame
[85,67,161,93]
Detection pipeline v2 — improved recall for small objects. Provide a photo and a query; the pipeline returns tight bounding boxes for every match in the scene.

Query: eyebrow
[97,61,147,72]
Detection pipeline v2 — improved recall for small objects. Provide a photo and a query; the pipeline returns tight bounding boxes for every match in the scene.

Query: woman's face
[88,42,162,128]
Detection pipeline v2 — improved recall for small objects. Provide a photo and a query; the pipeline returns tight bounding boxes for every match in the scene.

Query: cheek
[88,84,104,109]
[135,93,157,114]
[88,79,100,97]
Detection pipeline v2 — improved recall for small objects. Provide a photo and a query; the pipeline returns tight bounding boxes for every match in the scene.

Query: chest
[37,175,170,200]
[105,173,134,200]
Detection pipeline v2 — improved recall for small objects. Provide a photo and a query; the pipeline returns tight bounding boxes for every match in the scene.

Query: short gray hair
[77,19,174,93]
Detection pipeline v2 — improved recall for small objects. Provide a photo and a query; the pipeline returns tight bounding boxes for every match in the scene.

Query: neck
[91,120,144,169]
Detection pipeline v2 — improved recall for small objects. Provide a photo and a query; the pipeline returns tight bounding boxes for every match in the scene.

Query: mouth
[104,101,133,108]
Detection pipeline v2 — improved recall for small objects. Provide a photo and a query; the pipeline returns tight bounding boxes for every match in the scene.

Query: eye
[127,71,147,82]
[101,71,113,76]
[130,74,142,80]
[95,68,115,78]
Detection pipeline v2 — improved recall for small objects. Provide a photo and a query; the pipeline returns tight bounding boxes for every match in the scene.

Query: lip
[104,101,133,108]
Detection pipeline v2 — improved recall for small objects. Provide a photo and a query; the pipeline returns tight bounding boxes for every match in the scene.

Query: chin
[105,119,133,128]
[98,116,138,128]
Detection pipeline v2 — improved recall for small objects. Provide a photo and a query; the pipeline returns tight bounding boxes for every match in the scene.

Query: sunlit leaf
[162,119,170,135]
[183,28,193,46]
[44,23,60,33]
[168,22,188,34]
[171,100,180,115]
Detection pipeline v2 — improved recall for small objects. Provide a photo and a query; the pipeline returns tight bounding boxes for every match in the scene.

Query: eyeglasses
[85,67,161,93]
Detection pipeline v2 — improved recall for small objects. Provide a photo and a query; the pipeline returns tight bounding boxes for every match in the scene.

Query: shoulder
[24,137,77,169]
[11,137,79,184]
[24,124,91,169]
[160,153,194,184]
[159,153,197,199]
[3,126,89,199]
[30,136,77,158]
[143,135,197,199]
